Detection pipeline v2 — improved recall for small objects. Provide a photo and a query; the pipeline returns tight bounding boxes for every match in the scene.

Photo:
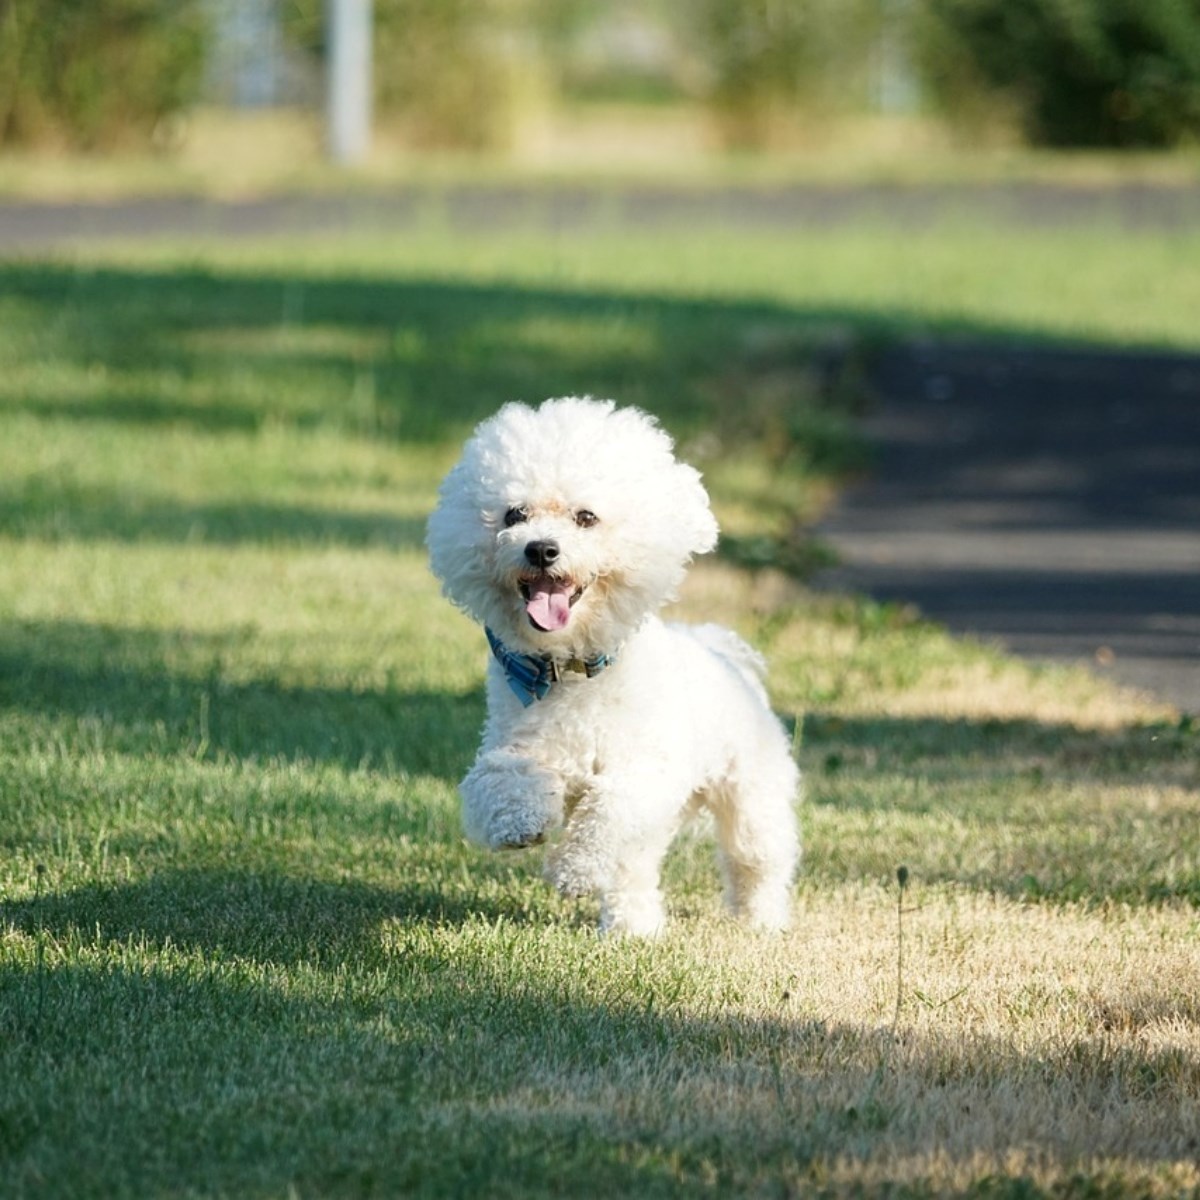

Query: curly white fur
[427,397,800,935]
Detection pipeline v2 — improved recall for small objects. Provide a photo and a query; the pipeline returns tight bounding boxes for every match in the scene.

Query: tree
[915,0,1200,147]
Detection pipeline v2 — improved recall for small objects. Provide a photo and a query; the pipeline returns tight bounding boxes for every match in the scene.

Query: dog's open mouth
[519,574,585,632]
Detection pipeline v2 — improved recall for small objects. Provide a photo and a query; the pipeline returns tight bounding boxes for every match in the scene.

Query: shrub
[674,0,884,148]
[371,0,524,150]
[0,0,208,149]
[913,0,1200,147]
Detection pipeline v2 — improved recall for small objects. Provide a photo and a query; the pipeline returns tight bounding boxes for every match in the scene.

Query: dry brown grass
[446,889,1200,1194]
[3,104,1199,201]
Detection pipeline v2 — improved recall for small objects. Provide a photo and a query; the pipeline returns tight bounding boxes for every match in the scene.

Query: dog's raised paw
[483,809,554,852]
[495,829,546,850]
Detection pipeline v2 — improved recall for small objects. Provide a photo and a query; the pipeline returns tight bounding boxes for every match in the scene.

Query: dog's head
[427,397,718,658]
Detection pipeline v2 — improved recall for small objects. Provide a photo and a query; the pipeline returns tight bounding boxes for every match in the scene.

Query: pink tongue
[526,580,573,631]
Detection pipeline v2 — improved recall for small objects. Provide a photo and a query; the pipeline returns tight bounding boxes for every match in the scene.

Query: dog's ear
[672,462,719,558]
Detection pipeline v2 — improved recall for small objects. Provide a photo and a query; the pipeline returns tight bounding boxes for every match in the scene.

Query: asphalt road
[3,183,1198,712]
[815,341,1200,714]
[3,179,1200,249]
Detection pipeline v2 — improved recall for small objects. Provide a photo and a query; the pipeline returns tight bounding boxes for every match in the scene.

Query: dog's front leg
[545,774,680,936]
[460,747,564,851]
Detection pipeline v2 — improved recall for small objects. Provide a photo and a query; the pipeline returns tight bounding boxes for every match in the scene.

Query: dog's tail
[683,623,772,703]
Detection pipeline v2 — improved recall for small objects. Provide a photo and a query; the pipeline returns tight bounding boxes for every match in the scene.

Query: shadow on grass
[0,261,826,442]
[0,951,830,1195]
[0,618,482,778]
[0,866,534,969]
[802,710,1197,777]
[0,484,429,548]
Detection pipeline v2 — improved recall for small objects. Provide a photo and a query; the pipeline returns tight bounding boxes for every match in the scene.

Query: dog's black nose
[524,539,559,569]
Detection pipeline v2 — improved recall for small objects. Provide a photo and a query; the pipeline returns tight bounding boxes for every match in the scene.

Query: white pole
[327,0,372,164]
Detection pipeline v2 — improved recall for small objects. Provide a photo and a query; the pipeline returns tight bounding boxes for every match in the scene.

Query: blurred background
[3,0,1200,191]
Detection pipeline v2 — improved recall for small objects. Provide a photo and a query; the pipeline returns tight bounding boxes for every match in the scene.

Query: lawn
[1,208,1198,1197]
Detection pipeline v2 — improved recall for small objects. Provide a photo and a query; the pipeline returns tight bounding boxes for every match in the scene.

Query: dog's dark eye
[575,509,599,528]
[503,506,529,527]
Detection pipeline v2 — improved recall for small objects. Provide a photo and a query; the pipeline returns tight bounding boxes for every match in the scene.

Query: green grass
[1,210,1199,1197]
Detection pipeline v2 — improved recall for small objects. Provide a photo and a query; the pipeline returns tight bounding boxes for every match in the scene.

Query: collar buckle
[485,627,617,707]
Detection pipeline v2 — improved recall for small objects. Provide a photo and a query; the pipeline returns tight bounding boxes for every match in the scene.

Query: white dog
[427,397,800,935]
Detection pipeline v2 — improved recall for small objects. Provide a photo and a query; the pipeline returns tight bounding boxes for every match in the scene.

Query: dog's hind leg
[708,759,800,930]
[598,864,668,937]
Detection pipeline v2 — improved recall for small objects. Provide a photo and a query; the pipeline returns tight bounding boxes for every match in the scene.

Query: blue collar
[485,627,617,708]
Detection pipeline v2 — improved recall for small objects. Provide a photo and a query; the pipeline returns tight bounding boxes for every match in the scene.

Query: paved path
[3,180,1200,248]
[815,341,1200,714]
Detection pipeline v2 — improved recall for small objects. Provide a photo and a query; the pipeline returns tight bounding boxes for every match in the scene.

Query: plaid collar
[485,627,617,708]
